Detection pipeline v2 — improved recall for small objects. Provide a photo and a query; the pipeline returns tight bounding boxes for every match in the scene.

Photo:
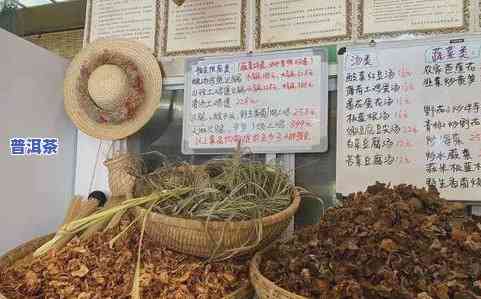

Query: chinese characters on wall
[338,41,481,202]
[88,0,157,49]
[163,0,245,54]
[257,0,349,48]
[361,0,465,36]
[183,50,328,154]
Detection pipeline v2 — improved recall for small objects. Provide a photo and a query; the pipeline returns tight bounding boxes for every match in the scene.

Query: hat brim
[64,38,162,140]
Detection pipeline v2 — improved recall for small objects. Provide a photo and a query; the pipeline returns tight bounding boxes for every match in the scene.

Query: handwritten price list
[344,58,416,169]
[183,50,328,154]
[423,45,481,191]
[338,41,481,202]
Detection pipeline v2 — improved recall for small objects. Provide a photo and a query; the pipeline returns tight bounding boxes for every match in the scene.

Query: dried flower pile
[0,218,250,299]
[260,183,481,299]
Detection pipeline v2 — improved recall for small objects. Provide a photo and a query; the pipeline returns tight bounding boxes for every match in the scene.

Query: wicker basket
[133,190,301,259]
[224,284,254,299]
[104,153,141,197]
[0,235,253,299]
[0,234,54,270]
[250,250,307,299]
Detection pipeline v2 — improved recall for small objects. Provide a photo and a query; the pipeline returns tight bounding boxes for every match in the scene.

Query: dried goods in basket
[250,250,307,299]
[130,156,311,260]
[0,220,253,299]
[253,183,481,299]
[133,189,300,259]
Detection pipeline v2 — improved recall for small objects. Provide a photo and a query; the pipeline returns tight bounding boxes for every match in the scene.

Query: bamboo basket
[104,153,141,197]
[133,190,301,259]
[0,234,54,270]
[250,250,308,299]
[0,235,254,299]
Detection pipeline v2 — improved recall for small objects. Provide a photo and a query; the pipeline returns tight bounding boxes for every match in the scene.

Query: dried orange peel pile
[0,218,249,299]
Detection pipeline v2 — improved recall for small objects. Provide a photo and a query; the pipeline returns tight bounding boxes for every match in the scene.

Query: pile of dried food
[0,218,250,299]
[260,183,481,299]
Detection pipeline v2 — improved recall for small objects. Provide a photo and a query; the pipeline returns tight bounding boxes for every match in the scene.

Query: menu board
[256,0,351,49]
[337,38,481,202]
[360,0,466,37]
[183,49,328,155]
[86,0,157,50]
[162,0,246,56]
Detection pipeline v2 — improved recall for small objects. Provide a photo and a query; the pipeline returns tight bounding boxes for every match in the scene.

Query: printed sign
[86,0,158,50]
[256,0,351,48]
[337,38,481,202]
[183,49,329,154]
[360,0,466,37]
[162,0,246,55]
[10,138,59,156]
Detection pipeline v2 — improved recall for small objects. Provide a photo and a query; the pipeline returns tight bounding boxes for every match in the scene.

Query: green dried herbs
[133,157,301,221]
[260,183,481,299]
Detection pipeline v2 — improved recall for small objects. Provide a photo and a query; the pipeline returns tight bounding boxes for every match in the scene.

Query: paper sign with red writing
[337,38,481,203]
[183,49,328,154]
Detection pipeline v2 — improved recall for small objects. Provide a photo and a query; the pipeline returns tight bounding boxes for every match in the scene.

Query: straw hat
[64,39,162,140]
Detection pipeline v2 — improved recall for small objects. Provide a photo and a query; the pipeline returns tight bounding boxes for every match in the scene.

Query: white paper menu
[337,38,481,202]
[183,49,329,154]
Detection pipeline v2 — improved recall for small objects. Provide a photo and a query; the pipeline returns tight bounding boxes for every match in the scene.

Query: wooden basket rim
[0,234,54,269]
[250,250,308,299]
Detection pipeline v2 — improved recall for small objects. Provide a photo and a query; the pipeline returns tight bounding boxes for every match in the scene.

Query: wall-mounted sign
[10,137,59,156]
[85,0,158,51]
[161,0,247,56]
[182,49,329,154]
[256,0,351,49]
[337,37,481,202]
[359,0,468,39]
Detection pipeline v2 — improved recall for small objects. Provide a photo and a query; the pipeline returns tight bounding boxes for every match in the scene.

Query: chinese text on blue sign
[10,138,59,156]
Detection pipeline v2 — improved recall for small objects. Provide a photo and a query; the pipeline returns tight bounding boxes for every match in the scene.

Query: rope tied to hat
[77,50,145,124]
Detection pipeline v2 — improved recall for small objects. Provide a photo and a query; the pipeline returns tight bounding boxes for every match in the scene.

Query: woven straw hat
[64,38,162,140]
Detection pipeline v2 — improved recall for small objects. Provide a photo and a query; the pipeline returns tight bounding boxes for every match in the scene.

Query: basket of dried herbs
[131,156,304,260]
[0,218,254,299]
[250,183,481,299]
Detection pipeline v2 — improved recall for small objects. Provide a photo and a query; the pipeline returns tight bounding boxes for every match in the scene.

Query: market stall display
[251,183,481,299]
[0,152,305,298]
[4,1,481,298]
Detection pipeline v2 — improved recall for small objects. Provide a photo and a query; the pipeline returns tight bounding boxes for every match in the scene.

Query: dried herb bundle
[133,156,296,221]
[260,183,481,299]
[0,218,250,299]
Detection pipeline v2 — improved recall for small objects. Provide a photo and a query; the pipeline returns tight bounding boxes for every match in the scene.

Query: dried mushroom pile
[261,184,481,299]
[0,218,249,299]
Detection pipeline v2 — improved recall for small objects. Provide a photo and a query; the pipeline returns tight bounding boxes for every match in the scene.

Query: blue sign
[10,138,59,156]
